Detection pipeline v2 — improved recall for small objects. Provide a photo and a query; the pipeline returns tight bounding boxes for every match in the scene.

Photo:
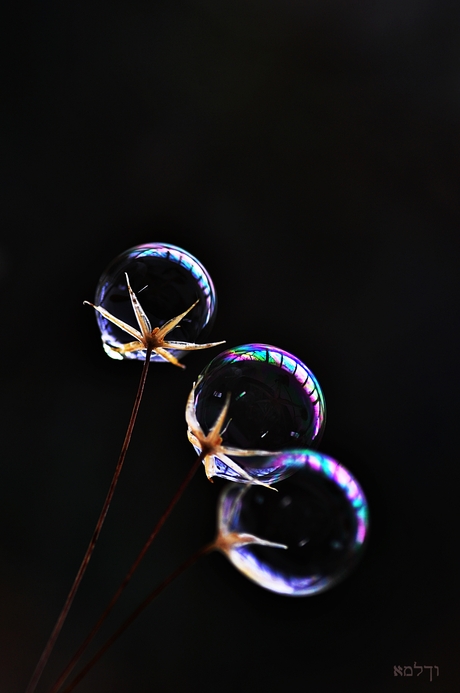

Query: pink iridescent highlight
[136,243,216,329]
[288,450,369,547]
[222,344,326,443]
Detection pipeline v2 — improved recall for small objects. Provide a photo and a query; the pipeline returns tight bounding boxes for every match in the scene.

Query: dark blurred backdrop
[2,1,459,691]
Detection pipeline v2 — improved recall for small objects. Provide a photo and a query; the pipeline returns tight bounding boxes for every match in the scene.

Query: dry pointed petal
[187,428,201,449]
[162,340,226,350]
[155,346,186,369]
[215,531,288,553]
[83,302,143,341]
[185,386,202,436]
[241,534,288,550]
[112,341,147,354]
[220,445,283,458]
[220,417,232,436]
[156,300,199,340]
[215,451,276,491]
[124,273,152,336]
[208,392,232,437]
[203,454,216,480]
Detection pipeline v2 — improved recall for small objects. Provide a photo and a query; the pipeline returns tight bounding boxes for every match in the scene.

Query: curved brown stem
[25,346,153,693]
[49,450,205,693]
[60,542,215,693]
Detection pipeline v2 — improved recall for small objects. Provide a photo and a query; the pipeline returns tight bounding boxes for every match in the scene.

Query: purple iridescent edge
[217,344,326,441]
[218,450,369,596]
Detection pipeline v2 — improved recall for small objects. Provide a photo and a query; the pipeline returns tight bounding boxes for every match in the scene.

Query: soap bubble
[216,450,369,595]
[93,243,217,361]
[189,344,326,483]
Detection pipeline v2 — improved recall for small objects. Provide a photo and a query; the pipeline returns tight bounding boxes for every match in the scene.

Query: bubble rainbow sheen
[217,450,369,596]
[94,243,217,361]
[193,344,326,484]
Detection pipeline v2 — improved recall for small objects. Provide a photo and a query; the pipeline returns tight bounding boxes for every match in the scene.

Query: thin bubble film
[217,450,369,595]
[193,344,326,483]
[94,243,217,361]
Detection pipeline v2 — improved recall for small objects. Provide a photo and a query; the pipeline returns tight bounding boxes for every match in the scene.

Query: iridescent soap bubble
[93,243,217,361]
[217,450,369,595]
[190,344,326,484]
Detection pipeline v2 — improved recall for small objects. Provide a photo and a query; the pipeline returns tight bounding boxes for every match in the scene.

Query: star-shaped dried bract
[84,273,225,368]
[186,383,282,490]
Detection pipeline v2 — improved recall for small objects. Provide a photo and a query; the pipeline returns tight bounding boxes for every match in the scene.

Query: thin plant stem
[49,450,205,693]
[25,346,153,693]
[60,542,216,693]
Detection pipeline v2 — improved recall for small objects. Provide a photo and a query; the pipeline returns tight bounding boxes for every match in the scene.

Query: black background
[2,1,459,691]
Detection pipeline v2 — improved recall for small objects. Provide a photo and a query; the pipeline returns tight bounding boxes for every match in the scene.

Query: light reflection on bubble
[192,345,326,484]
[217,450,369,595]
[94,243,217,361]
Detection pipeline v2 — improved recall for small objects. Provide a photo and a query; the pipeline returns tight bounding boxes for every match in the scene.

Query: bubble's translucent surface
[94,243,217,361]
[218,450,369,595]
[192,344,326,483]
